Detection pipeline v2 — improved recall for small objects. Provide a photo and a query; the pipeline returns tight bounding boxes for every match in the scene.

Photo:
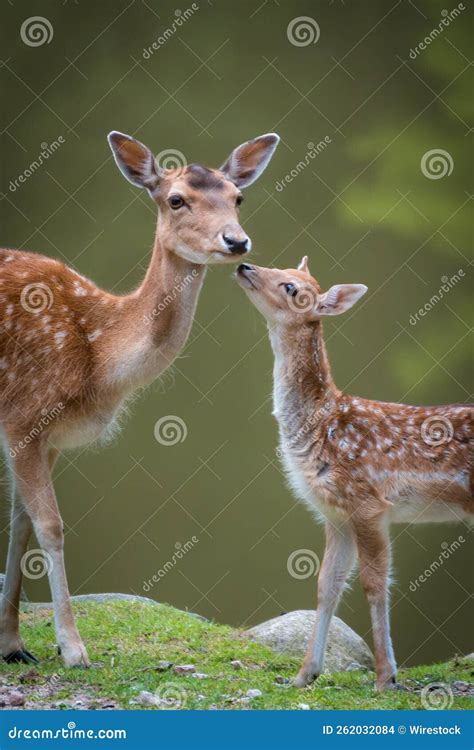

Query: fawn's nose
[223,235,250,255]
[237,263,254,273]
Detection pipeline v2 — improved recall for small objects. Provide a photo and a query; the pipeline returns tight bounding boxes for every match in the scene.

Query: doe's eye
[236,195,243,207]
[169,195,185,210]
[285,283,298,297]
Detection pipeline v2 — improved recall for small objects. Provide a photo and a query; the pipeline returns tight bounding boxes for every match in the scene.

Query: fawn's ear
[220,133,280,188]
[298,255,310,274]
[108,131,161,191]
[316,284,368,316]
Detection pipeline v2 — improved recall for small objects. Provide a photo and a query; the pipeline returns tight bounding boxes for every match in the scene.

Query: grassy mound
[0,600,472,710]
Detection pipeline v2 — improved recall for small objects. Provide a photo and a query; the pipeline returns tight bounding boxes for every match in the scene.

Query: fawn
[236,258,472,690]
[0,131,279,668]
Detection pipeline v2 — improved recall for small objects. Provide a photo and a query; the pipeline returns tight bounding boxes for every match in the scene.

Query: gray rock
[245,610,374,673]
[0,573,28,602]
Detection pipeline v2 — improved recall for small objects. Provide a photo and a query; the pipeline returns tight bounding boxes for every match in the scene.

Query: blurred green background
[1,0,472,667]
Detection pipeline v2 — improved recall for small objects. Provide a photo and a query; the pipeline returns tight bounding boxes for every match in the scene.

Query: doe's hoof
[4,649,39,665]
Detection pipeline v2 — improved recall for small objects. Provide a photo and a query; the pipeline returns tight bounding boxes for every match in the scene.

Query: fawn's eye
[169,195,185,210]
[285,283,298,297]
[236,195,243,207]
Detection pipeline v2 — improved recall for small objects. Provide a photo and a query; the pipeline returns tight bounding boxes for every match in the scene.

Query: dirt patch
[0,670,120,710]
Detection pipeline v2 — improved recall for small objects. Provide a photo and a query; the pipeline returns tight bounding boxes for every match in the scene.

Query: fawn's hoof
[375,675,397,692]
[293,670,318,688]
[60,643,91,668]
[4,649,39,665]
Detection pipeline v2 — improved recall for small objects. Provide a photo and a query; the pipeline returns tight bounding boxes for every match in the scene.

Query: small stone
[297,703,310,710]
[191,672,209,679]
[452,681,470,692]
[230,659,244,670]
[134,691,162,707]
[173,664,196,675]
[155,661,173,672]
[246,688,262,699]
[8,691,25,707]
[275,675,290,684]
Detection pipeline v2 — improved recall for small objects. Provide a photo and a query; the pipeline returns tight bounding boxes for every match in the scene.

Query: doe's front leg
[13,445,90,668]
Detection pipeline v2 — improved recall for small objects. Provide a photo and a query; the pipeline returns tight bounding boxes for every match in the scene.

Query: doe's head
[236,257,367,326]
[108,131,279,265]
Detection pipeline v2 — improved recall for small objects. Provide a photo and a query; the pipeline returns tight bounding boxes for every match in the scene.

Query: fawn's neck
[269,321,337,427]
[104,224,206,390]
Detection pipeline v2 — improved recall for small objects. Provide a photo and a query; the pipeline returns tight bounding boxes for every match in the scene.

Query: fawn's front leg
[294,521,357,688]
[353,516,396,690]
[13,444,90,668]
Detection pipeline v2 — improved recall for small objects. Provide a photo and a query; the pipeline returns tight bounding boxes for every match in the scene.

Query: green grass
[1,601,472,710]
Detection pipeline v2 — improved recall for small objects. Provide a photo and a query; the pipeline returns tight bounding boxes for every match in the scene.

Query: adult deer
[236,258,472,690]
[0,131,279,667]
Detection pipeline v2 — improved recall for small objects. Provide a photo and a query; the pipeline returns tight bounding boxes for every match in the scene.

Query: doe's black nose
[223,235,249,254]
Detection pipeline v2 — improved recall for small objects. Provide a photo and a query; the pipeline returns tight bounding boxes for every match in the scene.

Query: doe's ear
[220,133,280,188]
[316,284,368,316]
[108,131,160,191]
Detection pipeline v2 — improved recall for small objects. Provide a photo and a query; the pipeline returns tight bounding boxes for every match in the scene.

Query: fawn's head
[236,257,367,325]
[108,131,279,265]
